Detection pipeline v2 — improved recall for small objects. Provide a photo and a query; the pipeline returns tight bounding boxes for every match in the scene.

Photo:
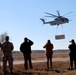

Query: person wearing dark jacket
[43,40,54,69]
[20,37,34,70]
[68,39,76,70]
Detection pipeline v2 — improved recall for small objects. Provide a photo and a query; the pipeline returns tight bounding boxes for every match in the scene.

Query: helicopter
[40,11,72,26]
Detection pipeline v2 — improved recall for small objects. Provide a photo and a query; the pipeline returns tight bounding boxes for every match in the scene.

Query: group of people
[0,36,76,74]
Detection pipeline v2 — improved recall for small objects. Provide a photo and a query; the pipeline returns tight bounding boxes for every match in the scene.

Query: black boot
[10,69,13,74]
[3,70,8,75]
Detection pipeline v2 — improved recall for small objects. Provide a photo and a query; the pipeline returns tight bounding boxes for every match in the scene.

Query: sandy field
[0,50,76,75]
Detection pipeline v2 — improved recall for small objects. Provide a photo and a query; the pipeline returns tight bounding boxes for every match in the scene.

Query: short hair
[5,36,9,40]
[47,40,51,43]
[24,37,27,41]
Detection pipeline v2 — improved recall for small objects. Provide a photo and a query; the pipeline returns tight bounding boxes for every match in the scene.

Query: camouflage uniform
[1,36,14,73]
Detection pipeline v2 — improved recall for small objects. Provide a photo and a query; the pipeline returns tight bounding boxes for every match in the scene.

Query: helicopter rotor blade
[44,16,56,18]
[63,11,73,16]
[57,10,60,16]
[45,12,58,17]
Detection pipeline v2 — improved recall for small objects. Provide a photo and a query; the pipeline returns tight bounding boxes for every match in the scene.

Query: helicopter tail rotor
[69,19,72,21]
[40,18,45,24]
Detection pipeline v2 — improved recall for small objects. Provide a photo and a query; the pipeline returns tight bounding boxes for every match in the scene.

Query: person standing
[20,37,34,70]
[1,36,14,74]
[0,43,1,69]
[43,40,54,69]
[68,39,76,70]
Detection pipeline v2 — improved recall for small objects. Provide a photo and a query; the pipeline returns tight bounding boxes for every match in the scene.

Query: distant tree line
[0,32,8,43]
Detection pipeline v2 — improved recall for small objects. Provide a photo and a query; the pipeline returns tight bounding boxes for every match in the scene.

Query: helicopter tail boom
[40,18,57,25]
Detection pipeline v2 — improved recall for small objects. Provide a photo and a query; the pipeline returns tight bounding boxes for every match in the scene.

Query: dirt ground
[0,50,76,75]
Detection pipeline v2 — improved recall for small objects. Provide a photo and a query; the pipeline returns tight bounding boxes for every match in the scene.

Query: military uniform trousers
[2,52,13,71]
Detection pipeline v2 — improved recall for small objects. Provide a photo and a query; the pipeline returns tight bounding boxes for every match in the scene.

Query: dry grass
[0,61,76,75]
[0,50,76,75]
[12,51,69,61]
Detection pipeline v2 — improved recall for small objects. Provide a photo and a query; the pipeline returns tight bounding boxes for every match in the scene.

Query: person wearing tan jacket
[43,40,54,69]
[1,36,14,74]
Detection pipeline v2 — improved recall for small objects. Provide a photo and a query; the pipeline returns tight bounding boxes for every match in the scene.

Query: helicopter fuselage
[53,17,69,25]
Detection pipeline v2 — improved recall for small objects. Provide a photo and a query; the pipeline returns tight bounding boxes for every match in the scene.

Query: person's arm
[27,38,34,45]
[0,43,1,47]
[20,43,24,53]
[52,44,54,49]
[43,44,46,48]
[11,43,14,51]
